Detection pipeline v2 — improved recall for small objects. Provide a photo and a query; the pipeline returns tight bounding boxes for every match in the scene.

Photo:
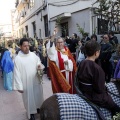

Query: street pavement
[0,74,53,120]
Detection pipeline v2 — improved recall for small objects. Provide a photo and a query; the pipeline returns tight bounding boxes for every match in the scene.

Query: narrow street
[0,73,53,120]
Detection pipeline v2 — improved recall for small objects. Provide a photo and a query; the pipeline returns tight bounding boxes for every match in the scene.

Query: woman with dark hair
[77,40,120,115]
[76,40,85,65]
[91,34,97,41]
[76,40,82,61]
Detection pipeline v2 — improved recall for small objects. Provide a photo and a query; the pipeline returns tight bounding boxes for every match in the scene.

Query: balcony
[15,0,28,10]
[15,0,19,8]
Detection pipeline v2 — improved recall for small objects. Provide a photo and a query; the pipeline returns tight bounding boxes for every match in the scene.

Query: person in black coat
[83,33,90,42]
[99,34,113,83]
[66,33,78,54]
[109,31,118,46]
[66,33,78,61]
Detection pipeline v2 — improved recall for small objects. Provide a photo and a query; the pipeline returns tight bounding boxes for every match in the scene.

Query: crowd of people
[65,31,119,83]
[0,28,120,119]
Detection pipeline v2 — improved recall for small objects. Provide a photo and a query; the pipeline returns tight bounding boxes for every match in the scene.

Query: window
[98,18,108,34]
[61,22,69,37]
[19,29,22,38]
[25,25,29,37]
[44,15,49,37]
[24,7,26,15]
[21,28,24,37]
[28,2,30,9]
[32,21,36,38]
[30,0,35,9]
[39,29,41,39]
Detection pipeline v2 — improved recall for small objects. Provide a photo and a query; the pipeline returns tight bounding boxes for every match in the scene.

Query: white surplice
[46,41,73,82]
[13,51,44,119]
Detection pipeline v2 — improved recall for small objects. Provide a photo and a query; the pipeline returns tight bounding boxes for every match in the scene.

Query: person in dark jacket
[91,34,97,41]
[109,31,118,45]
[83,32,90,42]
[77,40,120,115]
[66,33,78,53]
[66,33,78,60]
[110,45,120,78]
[99,34,113,82]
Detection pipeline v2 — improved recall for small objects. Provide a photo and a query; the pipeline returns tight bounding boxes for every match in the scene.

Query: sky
[0,0,15,24]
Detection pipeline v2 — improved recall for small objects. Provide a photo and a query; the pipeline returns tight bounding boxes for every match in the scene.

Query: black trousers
[101,61,112,83]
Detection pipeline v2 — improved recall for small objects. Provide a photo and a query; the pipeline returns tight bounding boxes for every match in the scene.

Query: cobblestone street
[0,74,53,120]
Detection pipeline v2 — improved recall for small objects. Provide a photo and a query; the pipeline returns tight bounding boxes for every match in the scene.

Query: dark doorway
[25,25,29,37]
[98,18,109,34]
[44,15,49,37]
[61,22,69,37]
[32,21,36,38]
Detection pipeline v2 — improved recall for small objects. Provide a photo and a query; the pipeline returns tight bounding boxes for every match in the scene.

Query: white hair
[55,36,63,43]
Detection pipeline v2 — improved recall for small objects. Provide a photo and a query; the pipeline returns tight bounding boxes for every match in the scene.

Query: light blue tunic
[3,71,13,91]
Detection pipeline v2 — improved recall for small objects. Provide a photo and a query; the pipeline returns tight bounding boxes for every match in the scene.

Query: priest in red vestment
[46,36,77,94]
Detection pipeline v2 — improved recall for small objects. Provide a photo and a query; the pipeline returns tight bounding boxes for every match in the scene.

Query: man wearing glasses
[99,34,113,83]
[46,29,77,94]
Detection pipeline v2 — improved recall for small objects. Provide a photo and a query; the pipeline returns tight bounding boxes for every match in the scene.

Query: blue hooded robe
[1,51,14,90]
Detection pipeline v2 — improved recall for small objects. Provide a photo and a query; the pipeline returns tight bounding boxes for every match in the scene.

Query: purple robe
[114,60,120,79]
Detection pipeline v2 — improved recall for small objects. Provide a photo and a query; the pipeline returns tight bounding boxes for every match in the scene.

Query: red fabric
[47,67,50,78]
[69,72,72,94]
[57,47,76,94]
[57,51,66,78]
[49,60,71,93]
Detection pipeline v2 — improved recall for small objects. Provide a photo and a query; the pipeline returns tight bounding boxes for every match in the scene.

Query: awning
[50,12,71,21]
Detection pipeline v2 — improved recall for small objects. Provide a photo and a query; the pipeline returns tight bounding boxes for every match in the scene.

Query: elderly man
[46,34,77,94]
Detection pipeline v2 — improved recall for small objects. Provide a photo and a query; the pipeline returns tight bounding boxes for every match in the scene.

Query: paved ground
[0,74,53,120]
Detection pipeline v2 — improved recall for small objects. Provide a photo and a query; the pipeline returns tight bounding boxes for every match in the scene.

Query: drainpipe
[90,8,93,35]
[46,0,51,36]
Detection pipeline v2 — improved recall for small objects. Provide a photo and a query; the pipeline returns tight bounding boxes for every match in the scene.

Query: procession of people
[0,26,120,120]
